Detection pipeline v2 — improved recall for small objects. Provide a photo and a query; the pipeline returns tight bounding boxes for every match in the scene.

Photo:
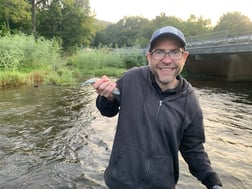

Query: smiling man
[93,26,222,189]
[146,27,188,91]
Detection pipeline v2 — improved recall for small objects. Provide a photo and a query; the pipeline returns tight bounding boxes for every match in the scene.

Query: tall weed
[67,47,146,77]
[0,71,27,88]
[0,33,62,71]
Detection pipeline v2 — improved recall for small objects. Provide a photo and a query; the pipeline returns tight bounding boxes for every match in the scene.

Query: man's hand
[92,75,118,100]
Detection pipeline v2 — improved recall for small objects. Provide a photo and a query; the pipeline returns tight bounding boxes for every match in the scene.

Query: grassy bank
[67,47,146,79]
[0,33,147,88]
[0,33,76,88]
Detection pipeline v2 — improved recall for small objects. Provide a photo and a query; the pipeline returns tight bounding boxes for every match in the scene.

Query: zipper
[154,100,163,128]
[140,100,163,189]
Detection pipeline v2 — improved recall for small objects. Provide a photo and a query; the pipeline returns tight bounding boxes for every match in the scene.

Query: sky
[89,0,252,26]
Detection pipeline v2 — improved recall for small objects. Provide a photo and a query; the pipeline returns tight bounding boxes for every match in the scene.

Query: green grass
[0,33,147,88]
[0,33,62,71]
[0,71,27,88]
[0,33,75,88]
[66,47,146,79]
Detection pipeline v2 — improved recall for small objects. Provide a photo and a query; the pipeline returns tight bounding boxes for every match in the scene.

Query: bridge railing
[186,30,252,48]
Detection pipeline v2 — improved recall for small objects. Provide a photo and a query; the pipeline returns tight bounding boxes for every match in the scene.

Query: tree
[0,0,31,32]
[214,12,252,34]
[151,12,183,30]
[61,0,96,47]
[37,0,63,38]
[183,14,212,36]
[37,0,96,49]
[96,16,151,48]
[91,19,112,47]
[28,0,48,34]
[93,13,215,48]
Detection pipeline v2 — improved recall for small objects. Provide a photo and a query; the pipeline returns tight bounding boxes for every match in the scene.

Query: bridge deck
[186,31,252,54]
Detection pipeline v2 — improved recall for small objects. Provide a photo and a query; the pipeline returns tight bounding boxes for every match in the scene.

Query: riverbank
[0,33,143,88]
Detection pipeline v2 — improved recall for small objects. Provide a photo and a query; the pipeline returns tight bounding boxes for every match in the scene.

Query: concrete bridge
[185,31,252,81]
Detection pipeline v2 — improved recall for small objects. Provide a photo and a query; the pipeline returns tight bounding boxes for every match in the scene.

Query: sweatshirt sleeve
[96,95,120,117]
[180,90,222,188]
[180,115,222,188]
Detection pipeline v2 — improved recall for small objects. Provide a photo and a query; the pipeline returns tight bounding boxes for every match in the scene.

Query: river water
[0,79,251,189]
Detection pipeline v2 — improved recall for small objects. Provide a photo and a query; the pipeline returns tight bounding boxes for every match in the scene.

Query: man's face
[146,37,189,90]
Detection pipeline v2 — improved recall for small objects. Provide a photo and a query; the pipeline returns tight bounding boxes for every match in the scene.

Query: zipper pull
[159,100,162,106]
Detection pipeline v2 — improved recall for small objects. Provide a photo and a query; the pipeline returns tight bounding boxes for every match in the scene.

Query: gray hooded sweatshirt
[96,66,222,189]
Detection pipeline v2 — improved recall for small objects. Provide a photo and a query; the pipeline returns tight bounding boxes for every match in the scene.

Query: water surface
[0,80,251,189]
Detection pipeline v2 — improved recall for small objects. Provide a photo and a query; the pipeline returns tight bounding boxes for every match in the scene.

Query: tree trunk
[31,0,36,35]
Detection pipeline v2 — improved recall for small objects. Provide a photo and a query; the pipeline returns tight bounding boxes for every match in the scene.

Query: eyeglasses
[151,48,184,60]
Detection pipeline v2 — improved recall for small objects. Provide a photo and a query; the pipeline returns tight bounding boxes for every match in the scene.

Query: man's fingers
[93,77,107,89]
[92,77,117,97]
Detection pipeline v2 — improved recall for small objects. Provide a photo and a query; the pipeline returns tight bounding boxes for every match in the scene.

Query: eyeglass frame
[150,48,185,60]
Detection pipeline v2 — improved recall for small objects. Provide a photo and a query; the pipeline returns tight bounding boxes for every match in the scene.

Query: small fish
[81,78,120,95]
[81,78,97,86]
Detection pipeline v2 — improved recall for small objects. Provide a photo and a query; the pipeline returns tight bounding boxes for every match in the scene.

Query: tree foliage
[151,13,183,30]
[183,14,212,36]
[28,0,49,34]
[0,1,252,50]
[108,16,150,47]
[92,13,214,48]
[0,0,31,32]
[214,11,252,34]
[92,12,252,48]
[36,0,96,49]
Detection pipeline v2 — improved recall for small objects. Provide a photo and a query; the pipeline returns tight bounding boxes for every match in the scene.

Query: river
[0,79,251,189]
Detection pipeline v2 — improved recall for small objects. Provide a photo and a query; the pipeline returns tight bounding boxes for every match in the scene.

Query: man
[92,26,222,189]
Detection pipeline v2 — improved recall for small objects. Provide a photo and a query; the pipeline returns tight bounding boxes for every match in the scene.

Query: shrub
[0,33,74,87]
[67,47,147,78]
[120,48,147,69]
[0,33,62,71]
[43,68,75,86]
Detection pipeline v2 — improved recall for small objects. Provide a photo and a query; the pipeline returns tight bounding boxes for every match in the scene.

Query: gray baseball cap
[147,26,186,52]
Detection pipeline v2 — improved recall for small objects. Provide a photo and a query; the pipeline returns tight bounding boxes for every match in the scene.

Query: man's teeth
[160,67,173,70]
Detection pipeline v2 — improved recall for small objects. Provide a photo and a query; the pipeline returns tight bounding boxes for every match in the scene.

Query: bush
[0,33,62,71]
[67,47,126,76]
[43,68,75,86]
[0,33,75,87]
[111,47,147,69]
[67,47,147,78]
[120,48,147,69]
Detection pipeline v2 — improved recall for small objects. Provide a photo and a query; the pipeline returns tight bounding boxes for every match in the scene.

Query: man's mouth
[159,67,175,70]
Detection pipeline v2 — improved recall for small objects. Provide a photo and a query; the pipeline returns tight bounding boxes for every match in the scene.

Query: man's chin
[157,77,173,84]
[158,73,176,82]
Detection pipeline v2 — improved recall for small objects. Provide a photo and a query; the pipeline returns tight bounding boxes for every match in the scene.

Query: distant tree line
[1,0,252,50]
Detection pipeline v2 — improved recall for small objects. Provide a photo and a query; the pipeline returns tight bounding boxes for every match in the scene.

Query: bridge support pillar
[186,54,252,81]
[228,54,252,81]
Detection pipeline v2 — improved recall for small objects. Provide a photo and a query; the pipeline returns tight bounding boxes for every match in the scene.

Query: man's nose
[162,53,173,62]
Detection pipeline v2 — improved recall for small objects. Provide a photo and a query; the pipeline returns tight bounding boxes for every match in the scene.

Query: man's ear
[183,51,189,62]
[146,52,151,65]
